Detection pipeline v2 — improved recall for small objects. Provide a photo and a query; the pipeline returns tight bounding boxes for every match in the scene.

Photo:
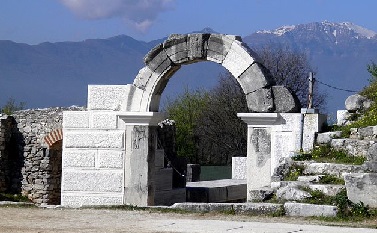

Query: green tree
[1,98,26,115]
[163,88,210,163]
[367,62,377,82]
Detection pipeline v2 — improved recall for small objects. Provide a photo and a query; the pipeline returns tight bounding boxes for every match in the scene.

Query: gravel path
[0,206,376,233]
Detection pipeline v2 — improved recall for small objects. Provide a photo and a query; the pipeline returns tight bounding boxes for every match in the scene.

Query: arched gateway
[61,34,308,208]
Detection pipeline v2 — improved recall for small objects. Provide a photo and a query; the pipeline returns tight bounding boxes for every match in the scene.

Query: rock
[316,131,342,145]
[337,110,351,126]
[345,94,373,112]
[344,173,377,208]
[276,185,311,201]
[271,86,301,113]
[297,175,324,183]
[367,143,377,161]
[284,202,338,217]
[248,188,274,202]
[308,184,345,196]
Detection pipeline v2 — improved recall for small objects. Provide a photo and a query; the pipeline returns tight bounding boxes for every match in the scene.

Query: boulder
[345,94,373,112]
[344,173,377,208]
[276,185,311,201]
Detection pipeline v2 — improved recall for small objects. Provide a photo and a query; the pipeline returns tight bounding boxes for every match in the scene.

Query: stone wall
[0,107,83,204]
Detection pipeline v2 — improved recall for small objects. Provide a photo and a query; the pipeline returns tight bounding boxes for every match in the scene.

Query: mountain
[244,21,377,115]
[1,22,376,116]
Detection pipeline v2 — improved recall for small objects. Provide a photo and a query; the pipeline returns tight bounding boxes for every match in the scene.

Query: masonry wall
[0,107,83,204]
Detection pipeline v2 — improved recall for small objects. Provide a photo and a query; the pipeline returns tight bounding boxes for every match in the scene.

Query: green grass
[318,175,345,185]
[283,164,305,181]
[293,145,365,165]
[0,193,30,202]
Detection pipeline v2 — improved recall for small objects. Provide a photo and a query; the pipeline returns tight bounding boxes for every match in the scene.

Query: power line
[315,79,358,93]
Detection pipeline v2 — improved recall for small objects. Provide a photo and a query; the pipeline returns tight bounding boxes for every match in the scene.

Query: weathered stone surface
[246,87,274,112]
[163,34,188,64]
[144,43,174,74]
[365,162,377,172]
[63,171,123,192]
[276,185,311,201]
[297,175,324,183]
[284,202,338,217]
[248,188,274,202]
[272,86,301,113]
[351,126,377,140]
[367,143,377,161]
[91,112,117,129]
[63,150,96,168]
[64,131,124,149]
[337,110,351,126]
[154,168,173,191]
[207,34,236,63]
[344,173,377,208]
[187,33,210,61]
[63,111,89,129]
[222,40,258,78]
[232,157,246,180]
[345,94,373,112]
[309,184,344,196]
[330,138,375,157]
[238,63,275,94]
[171,203,233,212]
[97,151,124,169]
[88,85,130,111]
[297,161,367,177]
[61,194,123,207]
[316,131,342,145]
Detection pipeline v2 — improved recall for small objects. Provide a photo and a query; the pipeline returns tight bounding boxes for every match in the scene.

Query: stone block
[186,164,201,182]
[316,131,342,145]
[163,34,188,64]
[331,138,373,157]
[308,184,344,196]
[227,184,247,201]
[88,85,129,111]
[63,111,90,129]
[238,63,275,94]
[97,150,124,169]
[337,110,351,126]
[62,171,123,192]
[154,188,186,206]
[154,168,173,191]
[232,157,246,179]
[207,34,236,63]
[64,130,124,149]
[91,112,117,129]
[297,175,324,183]
[187,33,209,61]
[302,162,366,177]
[284,202,338,217]
[62,150,95,168]
[276,185,311,201]
[61,193,123,207]
[248,188,273,202]
[171,203,234,212]
[246,87,274,113]
[222,40,258,78]
[272,86,301,113]
[155,149,165,168]
[344,173,377,208]
[233,203,283,215]
[133,66,154,90]
[144,44,174,74]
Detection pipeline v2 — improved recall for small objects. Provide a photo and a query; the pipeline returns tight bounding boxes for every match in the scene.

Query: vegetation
[1,97,26,115]
[0,193,30,202]
[292,145,365,165]
[338,62,377,137]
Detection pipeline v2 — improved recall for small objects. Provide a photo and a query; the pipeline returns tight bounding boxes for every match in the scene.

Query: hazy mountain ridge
[1,22,376,114]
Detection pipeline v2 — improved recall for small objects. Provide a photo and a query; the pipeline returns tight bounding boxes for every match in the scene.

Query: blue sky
[1,0,377,44]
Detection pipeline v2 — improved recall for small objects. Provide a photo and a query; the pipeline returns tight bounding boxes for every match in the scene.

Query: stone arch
[132,33,299,113]
[44,128,63,148]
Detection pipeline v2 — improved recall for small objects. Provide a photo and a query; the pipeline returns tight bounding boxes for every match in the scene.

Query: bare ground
[0,205,376,233]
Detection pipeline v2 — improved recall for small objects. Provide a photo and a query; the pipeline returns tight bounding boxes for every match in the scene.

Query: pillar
[237,113,279,201]
[119,112,166,207]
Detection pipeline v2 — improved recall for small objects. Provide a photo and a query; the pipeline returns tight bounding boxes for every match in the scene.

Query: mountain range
[1,21,377,116]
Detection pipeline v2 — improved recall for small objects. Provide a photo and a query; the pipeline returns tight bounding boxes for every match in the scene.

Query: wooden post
[308,72,314,109]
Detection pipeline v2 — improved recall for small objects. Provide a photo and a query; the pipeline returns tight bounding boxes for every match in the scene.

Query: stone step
[171,202,283,215]
[284,202,337,217]
[186,179,246,203]
[297,175,324,183]
[308,184,345,196]
[294,161,367,177]
[154,188,186,206]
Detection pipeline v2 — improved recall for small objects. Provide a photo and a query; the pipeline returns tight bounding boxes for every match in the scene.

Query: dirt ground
[0,205,377,233]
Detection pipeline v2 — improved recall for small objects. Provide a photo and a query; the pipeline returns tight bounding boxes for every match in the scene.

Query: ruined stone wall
[0,107,83,204]
[0,115,17,192]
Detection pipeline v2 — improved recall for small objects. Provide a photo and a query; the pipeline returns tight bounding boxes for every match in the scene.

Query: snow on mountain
[256,25,295,36]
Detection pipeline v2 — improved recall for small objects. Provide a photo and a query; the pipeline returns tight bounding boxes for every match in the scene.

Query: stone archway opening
[44,129,63,205]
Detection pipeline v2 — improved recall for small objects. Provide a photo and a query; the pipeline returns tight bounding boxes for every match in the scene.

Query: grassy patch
[293,145,365,165]
[283,164,305,181]
[318,175,345,185]
[0,193,30,202]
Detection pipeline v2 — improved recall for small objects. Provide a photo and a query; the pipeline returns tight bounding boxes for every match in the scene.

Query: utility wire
[315,79,358,93]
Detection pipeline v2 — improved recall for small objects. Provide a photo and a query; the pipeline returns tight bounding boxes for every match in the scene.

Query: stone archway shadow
[130,33,300,113]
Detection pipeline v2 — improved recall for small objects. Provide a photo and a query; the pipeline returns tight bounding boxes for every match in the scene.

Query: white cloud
[59,0,174,32]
